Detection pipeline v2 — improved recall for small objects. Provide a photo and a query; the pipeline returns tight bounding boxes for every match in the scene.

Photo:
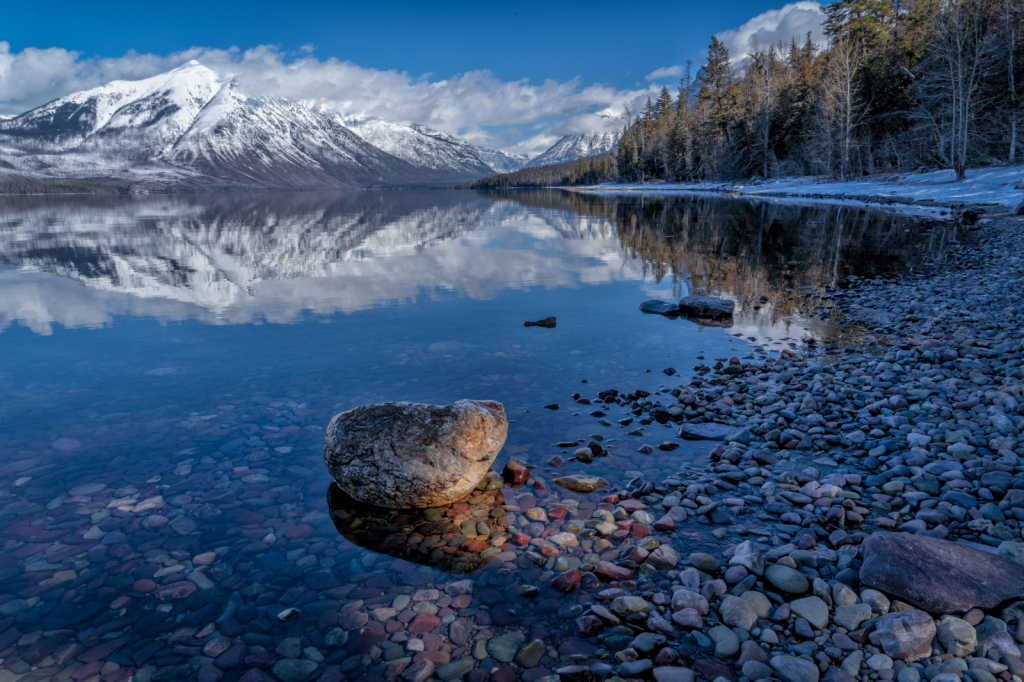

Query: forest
[468,155,615,189]
[617,0,1024,182]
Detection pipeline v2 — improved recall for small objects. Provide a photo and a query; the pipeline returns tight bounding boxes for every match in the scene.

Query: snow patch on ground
[581,166,1024,213]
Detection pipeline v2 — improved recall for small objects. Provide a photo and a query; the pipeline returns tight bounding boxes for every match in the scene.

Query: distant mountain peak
[525,132,619,168]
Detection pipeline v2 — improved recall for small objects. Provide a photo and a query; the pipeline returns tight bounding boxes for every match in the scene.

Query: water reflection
[0,190,953,340]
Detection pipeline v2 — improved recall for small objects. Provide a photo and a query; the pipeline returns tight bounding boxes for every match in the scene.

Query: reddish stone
[603,495,620,504]
[284,524,313,539]
[384,620,404,634]
[451,595,472,609]
[595,561,634,582]
[575,614,604,636]
[631,524,652,538]
[653,515,675,531]
[511,534,530,546]
[461,540,488,553]
[154,581,197,601]
[551,569,581,593]
[619,499,647,512]
[548,507,567,520]
[132,579,156,593]
[502,460,530,484]
[539,545,560,557]
[614,519,635,531]
[408,613,441,633]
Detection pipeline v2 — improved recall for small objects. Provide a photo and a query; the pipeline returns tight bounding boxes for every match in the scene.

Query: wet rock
[553,475,608,493]
[324,399,508,508]
[524,317,556,328]
[860,532,1024,613]
[517,640,545,668]
[436,659,474,682]
[401,660,435,682]
[640,300,680,315]
[271,659,319,682]
[487,633,521,663]
[678,423,736,441]
[869,610,936,662]
[502,460,530,483]
[645,545,680,570]
[678,295,734,318]
[551,569,581,593]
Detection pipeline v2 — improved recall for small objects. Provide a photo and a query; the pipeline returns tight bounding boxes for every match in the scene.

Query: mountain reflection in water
[0,190,953,336]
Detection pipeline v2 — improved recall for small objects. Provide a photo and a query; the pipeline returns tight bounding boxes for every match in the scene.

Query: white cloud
[645,65,682,81]
[716,1,826,61]
[0,41,652,154]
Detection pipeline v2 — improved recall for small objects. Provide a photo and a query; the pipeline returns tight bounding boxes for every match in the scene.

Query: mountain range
[0,61,618,191]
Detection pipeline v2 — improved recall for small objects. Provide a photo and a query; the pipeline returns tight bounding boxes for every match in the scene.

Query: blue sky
[0,1,827,154]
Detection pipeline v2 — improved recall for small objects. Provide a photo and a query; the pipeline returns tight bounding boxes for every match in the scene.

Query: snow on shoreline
[578,165,1024,216]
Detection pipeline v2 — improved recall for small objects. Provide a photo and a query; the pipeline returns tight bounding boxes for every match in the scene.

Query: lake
[0,190,953,682]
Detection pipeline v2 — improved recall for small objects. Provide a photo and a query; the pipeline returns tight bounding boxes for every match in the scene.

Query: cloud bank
[716,1,826,61]
[645,66,682,82]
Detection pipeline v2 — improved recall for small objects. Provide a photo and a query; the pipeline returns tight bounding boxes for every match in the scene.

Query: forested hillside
[618,0,1024,182]
[468,154,615,189]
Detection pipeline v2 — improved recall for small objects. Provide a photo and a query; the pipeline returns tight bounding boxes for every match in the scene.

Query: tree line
[617,0,1024,182]
[468,155,615,189]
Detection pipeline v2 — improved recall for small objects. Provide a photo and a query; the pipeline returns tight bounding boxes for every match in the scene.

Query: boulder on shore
[323,400,507,508]
[678,295,735,318]
[859,531,1024,613]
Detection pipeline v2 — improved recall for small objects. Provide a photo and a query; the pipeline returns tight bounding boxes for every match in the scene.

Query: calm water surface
[0,191,953,681]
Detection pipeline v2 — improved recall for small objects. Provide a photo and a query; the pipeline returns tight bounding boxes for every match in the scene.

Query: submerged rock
[860,531,1024,613]
[554,474,609,493]
[323,399,507,508]
[678,295,735,318]
[677,423,736,441]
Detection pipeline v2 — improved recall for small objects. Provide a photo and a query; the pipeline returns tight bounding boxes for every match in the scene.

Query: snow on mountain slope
[161,84,423,189]
[525,132,619,168]
[476,147,528,174]
[0,63,462,189]
[344,118,492,179]
[1,61,224,154]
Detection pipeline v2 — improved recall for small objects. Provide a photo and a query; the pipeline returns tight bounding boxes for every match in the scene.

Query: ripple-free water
[0,190,952,680]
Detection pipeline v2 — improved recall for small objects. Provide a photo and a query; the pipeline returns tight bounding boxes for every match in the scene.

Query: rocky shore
[1,206,1023,682]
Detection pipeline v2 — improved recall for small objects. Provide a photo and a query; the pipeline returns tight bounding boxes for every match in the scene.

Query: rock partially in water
[640,300,680,315]
[678,295,734,318]
[554,474,608,493]
[677,423,736,441]
[524,316,556,328]
[860,531,1024,613]
[324,399,507,508]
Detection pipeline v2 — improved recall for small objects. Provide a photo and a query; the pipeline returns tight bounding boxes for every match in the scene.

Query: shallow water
[0,190,954,681]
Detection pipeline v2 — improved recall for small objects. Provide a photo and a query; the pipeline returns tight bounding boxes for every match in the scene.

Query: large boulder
[678,296,735,318]
[860,531,1024,613]
[324,400,507,508]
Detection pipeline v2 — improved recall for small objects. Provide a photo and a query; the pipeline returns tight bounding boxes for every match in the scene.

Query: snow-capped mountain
[475,147,528,174]
[525,132,620,168]
[0,62,469,189]
[343,118,493,179]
